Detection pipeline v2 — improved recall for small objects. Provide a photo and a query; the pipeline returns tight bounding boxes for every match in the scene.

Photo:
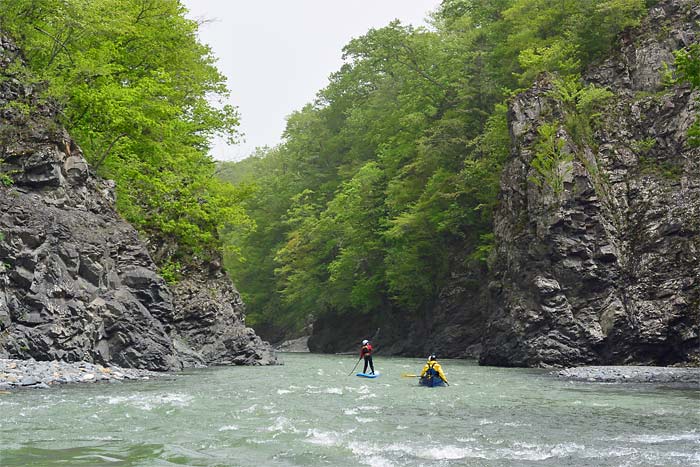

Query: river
[0,353,698,466]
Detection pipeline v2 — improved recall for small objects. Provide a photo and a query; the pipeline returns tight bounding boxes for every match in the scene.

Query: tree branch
[93,133,128,170]
[32,26,74,66]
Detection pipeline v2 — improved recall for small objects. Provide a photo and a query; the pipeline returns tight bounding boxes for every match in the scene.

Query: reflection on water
[0,354,698,466]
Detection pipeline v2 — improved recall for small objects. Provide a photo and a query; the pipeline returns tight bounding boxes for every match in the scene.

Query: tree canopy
[0,0,252,278]
[218,0,652,334]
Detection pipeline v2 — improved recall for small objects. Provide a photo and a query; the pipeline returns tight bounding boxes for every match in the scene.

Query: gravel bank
[555,366,700,384]
[0,359,163,390]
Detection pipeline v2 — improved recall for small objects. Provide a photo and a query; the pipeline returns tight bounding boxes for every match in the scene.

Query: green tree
[673,43,700,147]
[0,0,250,268]
[216,0,649,334]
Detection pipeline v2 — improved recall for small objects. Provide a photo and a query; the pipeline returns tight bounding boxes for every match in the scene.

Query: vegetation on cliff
[217,0,656,335]
[672,42,700,146]
[0,0,252,278]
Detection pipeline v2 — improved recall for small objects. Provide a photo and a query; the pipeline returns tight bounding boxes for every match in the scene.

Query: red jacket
[360,343,373,358]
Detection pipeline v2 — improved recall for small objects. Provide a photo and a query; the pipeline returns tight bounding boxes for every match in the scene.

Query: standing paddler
[360,339,375,375]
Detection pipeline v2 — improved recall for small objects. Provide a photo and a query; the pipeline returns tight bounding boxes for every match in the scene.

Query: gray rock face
[0,33,276,370]
[481,0,700,367]
[170,272,277,366]
[275,336,310,353]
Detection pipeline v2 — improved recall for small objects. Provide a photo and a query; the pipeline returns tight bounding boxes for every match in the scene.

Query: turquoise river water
[0,353,698,466]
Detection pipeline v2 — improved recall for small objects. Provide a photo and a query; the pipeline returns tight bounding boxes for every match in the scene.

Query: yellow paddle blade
[401,373,420,377]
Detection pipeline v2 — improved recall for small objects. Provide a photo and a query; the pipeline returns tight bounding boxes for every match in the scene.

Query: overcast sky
[181,0,441,161]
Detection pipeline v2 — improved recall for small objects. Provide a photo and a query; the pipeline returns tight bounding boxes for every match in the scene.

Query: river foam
[97,393,192,411]
[3,353,697,466]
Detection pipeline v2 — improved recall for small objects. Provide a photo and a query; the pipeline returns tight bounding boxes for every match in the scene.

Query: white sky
[181,0,441,161]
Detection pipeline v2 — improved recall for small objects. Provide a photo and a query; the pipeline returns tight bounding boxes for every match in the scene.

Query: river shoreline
[555,365,700,384]
[3,358,700,391]
[0,358,162,390]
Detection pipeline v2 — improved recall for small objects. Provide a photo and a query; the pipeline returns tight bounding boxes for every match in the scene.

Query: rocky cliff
[0,34,276,370]
[481,0,699,367]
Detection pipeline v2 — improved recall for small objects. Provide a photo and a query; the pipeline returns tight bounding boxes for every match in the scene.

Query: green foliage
[631,137,657,154]
[674,43,700,88]
[548,75,614,147]
[687,119,700,149]
[0,101,32,121]
[323,162,386,312]
[501,0,646,85]
[672,44,700,147]
[0,0,249,264]
[529,123,572,194]
[470,233,496,263]
[0,162,13,187]
[216,0,649,332]
[0,156,17,186]
[159,260,182,284]
[527,76,613,196]
[638,155,683,180]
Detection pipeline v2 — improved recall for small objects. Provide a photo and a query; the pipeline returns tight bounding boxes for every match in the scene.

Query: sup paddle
[348,356,362,376]
[402,373,449,385]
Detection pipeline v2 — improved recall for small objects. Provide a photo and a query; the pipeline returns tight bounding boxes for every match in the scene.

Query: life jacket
[422,360,446,383]
[425,361,439,378]
[361,344,372,357]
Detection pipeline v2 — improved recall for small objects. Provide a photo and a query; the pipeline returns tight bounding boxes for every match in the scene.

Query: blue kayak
[356,372,379,378]
[419,375,446,387]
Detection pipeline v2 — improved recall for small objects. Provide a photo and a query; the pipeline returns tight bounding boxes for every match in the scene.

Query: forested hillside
[0,0,252,279]
[218,0,660,340]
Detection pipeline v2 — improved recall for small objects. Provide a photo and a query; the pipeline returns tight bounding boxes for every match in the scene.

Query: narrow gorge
[1,0,698,372]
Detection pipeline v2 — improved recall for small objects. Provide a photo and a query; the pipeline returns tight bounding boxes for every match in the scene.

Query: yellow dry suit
[420,359,448,383]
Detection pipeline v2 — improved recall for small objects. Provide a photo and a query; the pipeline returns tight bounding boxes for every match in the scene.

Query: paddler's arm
[436,364,448,382]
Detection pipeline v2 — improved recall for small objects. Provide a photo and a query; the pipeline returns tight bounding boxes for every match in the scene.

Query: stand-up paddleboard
[356,372,379,378]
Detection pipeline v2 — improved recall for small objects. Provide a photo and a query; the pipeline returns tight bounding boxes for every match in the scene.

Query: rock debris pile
[0,358,162,390]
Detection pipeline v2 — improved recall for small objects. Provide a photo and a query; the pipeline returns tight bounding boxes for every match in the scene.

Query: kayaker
[360,339,375,375]
[420,354,448,384]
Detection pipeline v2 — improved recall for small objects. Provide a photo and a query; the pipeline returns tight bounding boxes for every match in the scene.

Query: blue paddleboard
[356,372,379,378]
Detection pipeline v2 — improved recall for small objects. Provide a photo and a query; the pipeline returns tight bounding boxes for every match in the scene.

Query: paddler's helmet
[428,354,436,361]
[362,339,369,345]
